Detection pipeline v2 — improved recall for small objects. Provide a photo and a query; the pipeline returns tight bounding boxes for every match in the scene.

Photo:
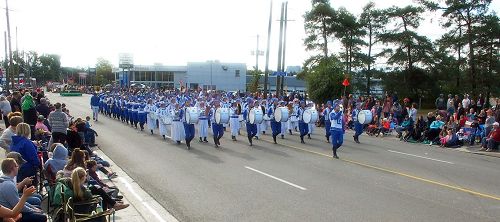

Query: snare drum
[274,107,289,122]
[357,110,373,124]
[303,109,318,124]
[249,108,264,124]
[215,108,230,124]
[185,107,199,124]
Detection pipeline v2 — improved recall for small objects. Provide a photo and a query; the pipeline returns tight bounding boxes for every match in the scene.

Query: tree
[95,58,113,85]
[304,0,335,58]
[33,54,61,83]
[419,0,494,97]
[359,2,385,96]
[378,5,434,95]
[302,56,345,103]
[331,7,366,76]
[247,69,262,93]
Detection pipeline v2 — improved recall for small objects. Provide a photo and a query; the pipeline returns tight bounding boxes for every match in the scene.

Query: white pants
[198,119,209,137]
[230,117,240,136]
[159,122,168,136]
[281,122,287,135]
[147,116,157,131]
[92,106,99,120]
[260,120,268,132]
[171,121,185,142]
[288,119,298,131]
[308,123,314,134]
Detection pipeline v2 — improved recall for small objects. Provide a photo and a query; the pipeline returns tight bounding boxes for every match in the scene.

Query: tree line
[301,0,499,107]
[2,52,114,86]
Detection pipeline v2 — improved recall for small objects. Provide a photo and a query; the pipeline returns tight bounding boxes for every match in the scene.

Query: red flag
[342,78,350,86]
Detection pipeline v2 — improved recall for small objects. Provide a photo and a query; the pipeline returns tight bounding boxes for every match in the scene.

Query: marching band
[91,90,354,158]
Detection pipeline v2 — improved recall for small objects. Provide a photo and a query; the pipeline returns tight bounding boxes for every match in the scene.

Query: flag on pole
[342,78,350,87]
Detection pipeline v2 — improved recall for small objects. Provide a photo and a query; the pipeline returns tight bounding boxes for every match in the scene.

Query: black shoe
[177,141,181,145]
[151,130,154,135]
[301,139,305,144]
[333,155,339,159]
[232,136,237,141]
[262,131,266,135]
[186,141,191,150]
[289,130,292,135]
[254,136,259,140]
[203,137,209,143]
[281,135,284,139]
[199,137,203,142]
[308,134,311,139]
[273,136,277,144]
[162,135,166,140]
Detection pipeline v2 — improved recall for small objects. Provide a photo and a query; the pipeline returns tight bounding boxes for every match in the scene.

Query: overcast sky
[2,0,499,69]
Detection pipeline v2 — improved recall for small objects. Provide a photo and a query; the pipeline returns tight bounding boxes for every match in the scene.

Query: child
[85,116,99,147]
[35,115,49,132]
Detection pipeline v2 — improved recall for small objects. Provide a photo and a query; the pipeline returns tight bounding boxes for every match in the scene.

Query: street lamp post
[210,61,213,91]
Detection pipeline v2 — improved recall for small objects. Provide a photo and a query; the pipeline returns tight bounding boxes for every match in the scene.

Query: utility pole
[255,35,259,71]
[3,32,7,88]
[5,0,15,90]
[276,2,285,97]
[280,2,288,96]
[263,0,273,99]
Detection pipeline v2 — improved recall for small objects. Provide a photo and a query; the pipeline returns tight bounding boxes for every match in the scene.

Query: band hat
[494,122,499,127]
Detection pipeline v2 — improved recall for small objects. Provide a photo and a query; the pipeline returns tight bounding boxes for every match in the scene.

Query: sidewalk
[93,147,178,222]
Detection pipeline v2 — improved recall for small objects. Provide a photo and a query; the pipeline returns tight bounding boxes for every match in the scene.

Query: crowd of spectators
[316,92,500,152]
[0,88,128,221]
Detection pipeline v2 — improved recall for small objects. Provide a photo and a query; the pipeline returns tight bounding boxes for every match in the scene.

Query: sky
[1,0,499,69]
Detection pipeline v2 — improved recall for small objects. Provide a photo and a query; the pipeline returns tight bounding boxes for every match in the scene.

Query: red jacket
[489,128,500,142]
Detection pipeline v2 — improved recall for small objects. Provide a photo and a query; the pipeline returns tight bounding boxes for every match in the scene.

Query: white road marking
[119,177,167,222]
[245,166,307,191]
[387,150,454,164]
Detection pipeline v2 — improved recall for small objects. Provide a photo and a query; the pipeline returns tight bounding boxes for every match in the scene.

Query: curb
[94,149,179,222]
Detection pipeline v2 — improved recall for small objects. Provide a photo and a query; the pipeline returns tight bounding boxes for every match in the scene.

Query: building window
[235,70,240,77]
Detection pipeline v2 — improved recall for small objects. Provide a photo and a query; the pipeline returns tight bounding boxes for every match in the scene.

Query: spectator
[0,116,23,153]
[63,148,86,177]
[396,116,413,139]
[409,103,418,123]
[426,112,436,129]
[0,158,47,222]
[84,116,98,147]
[86,160,120,198]
[426,115,445,144]
[21,93,37,128]
[440,128,459,148]
[10,123,40,184]
[5,152,43,208]
[480,122,500,152]
[44,143,68,184]
[485,109,496,137]
[35,98,50,119]
[446,115,458,133]
[60,167,128,211]
[35,115,49,133]
[446,94,455,116]
[48,103,69,144]
[0,96,12,128]
[462,94,470,110]
[456,102,465,120]
[435,93,446,110]
[9,92,21,113]
[382,95,392,118]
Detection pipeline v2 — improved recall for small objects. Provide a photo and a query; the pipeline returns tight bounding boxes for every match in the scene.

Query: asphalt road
[48,93,500,222]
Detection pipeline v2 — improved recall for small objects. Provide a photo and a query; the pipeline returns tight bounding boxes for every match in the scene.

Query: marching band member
[287,100,298,135]
[170,100,185,144]
[323,101,333,143]
[197,101,209,143]
[131,100,139,129]
[137,101,147,131]
[268,98,281,144]
[352,103,362,144]
[297,101,308,144]
[243,99,257,146]
[329,101,345,159]
[125,99,133,126]
[211,100,224,148]
[307,102,315,139]
[145,99,158,134]
[259,100,268,136]
[180,99,195,149]
[229,101,240,141]
[279,101,287,139]
[156,102,170,140]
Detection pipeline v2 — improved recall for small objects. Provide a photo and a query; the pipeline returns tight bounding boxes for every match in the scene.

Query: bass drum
[249,108,263,124]
[357,110,373,124]
[215,108,230,124]
[303,109,318,124]
[185,107,199,124]
[274,107,289,122]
